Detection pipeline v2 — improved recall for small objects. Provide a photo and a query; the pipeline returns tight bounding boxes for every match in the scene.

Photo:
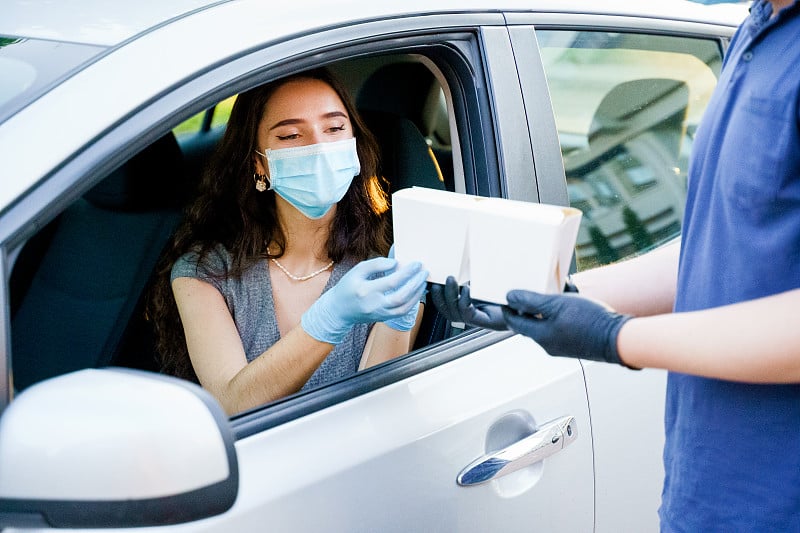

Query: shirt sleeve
[170,245,230,295]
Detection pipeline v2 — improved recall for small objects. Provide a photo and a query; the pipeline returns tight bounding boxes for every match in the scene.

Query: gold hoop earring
[253,173,268,192]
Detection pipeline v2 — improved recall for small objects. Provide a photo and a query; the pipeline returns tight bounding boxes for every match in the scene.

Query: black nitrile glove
[430,276,507,331]
[502,290,634,367]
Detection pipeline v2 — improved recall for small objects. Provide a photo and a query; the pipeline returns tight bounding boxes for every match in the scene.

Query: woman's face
[254,77,354,176]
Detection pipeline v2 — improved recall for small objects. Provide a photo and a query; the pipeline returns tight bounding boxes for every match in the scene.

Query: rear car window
[0,36,104,125]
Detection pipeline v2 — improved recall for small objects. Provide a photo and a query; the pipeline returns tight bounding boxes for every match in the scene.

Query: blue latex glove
[383,290,425,331]
[383,244,424,332]
[383,298,425,331]
[430,276,507,331]
[502,290,634,367]
[302,256,429,344]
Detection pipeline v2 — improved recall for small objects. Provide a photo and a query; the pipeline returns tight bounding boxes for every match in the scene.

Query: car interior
[7,53,460,394]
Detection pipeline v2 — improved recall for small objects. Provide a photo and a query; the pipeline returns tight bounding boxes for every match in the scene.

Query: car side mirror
[0,368,238,529]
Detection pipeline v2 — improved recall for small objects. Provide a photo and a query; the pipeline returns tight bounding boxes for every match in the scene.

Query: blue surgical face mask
[256,137,360,219]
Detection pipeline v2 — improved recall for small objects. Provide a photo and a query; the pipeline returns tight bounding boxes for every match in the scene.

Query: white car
[0,1,747,531]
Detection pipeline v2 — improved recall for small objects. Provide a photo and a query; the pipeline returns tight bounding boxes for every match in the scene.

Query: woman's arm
[358,305,424,370]
[619,287,800,383]
[173,277,335,415]
[173,256,428,414]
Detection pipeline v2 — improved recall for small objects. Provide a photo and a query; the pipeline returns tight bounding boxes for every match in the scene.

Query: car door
[505,10,739,533]
[189,18,595,533]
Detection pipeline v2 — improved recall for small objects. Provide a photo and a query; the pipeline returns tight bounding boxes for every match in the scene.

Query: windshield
[0,36,104,125]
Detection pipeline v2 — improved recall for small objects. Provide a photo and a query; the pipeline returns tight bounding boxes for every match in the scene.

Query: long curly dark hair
[148,68,391,382]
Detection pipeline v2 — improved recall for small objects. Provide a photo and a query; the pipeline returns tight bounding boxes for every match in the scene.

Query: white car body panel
[584,364,668,532]
[0,0,747,46]
[225,338,593,533]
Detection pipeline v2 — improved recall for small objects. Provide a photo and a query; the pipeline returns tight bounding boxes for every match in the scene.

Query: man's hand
[430,276,507,330]
[502,290,634,367]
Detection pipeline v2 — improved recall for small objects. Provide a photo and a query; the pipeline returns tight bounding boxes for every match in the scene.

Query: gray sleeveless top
[171,245,370,392]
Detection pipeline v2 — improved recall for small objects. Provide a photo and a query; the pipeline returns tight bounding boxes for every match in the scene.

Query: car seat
[10,133,187,390]
[360,110,445,194]
[357,62,453,191]
[357,62,437,133]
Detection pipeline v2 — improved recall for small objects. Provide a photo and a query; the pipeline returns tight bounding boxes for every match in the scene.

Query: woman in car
[149,68,428,415]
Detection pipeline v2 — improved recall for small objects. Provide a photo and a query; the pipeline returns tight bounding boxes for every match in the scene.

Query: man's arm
[574,238,680,317]
[619,287,800,383]
[503,282,800,385]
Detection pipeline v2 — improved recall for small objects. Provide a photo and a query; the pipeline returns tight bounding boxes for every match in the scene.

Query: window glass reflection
[537,30,722,269]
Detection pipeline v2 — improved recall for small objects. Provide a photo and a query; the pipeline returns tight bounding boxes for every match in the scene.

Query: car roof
[0,0,749,218]
[1,0,749,46]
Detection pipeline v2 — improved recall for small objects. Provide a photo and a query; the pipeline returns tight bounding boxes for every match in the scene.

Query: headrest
[357,63,436,133]
[85,133,186,211]
[360,110,445,193]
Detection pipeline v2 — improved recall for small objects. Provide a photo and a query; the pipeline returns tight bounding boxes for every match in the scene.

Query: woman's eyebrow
[323,111,348,120]
[268,111,348,131]
[269,118,302,131]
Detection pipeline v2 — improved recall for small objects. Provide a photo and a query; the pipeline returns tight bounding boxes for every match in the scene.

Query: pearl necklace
[271,258,334,281]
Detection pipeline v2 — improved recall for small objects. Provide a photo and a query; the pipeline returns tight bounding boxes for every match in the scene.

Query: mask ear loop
[253,149,270,192]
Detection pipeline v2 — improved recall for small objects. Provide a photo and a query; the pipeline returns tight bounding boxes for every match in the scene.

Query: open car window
[7,46,486,414]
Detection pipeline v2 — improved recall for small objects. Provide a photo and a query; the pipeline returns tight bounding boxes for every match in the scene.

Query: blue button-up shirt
[662,2,800,531]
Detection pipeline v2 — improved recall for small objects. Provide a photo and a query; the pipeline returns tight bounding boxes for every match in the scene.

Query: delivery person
[432,1,800,530]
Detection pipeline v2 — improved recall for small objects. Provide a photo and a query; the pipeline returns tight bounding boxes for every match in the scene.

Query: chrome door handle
[457,416,578,486]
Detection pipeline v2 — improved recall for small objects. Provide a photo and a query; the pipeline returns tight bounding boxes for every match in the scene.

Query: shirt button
[742,51,754,61]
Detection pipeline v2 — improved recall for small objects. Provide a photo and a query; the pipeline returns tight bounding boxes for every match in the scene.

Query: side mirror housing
[0,368,238,528]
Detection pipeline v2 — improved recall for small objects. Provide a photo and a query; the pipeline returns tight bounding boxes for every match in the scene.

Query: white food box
[391,186,476,285]
[392,187,582,304]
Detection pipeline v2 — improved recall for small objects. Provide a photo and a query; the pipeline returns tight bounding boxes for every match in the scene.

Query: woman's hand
[302,256,429,344]
[382,245,426,332]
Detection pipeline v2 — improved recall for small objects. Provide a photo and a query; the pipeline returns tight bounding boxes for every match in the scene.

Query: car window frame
[0,16,515,420]
[224,32,515,431]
